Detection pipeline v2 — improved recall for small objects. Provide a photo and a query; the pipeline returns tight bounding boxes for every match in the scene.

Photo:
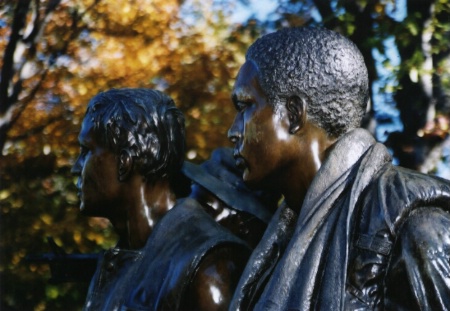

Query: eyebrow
[231,93,238,104]
[232,87,253,102]
[78,138,89,149]
[78,133,94,148]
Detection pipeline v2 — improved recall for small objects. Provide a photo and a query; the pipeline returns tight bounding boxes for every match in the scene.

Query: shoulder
[154,197,250,253]
[362,164,450,234]
[127,198,250,310]
[186,243,250,311]
[165,199,251,310]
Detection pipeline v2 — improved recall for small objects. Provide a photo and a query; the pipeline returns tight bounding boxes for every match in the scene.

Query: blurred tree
[0,0,260,309]
[264,0,450,173]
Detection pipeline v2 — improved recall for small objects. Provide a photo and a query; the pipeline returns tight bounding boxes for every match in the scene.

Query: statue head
[228,27,369,206]
[245,26,369,137]
[85,88,185,181]
[72,88,185,216]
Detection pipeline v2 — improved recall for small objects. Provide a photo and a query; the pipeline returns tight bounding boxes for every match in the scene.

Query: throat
[107,177,177,250]
[125,182,176,249]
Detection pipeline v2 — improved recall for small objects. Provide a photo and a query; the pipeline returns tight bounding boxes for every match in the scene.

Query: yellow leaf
[40,214,53,225]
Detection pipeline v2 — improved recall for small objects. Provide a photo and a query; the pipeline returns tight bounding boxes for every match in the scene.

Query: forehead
[78,114,98,146]
[232,60,264,100]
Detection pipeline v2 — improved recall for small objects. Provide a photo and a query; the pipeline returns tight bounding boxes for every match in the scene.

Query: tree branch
[6,114,62,143]
[0,69,48,152]
[0,0,32,114]
[313,0,339,30]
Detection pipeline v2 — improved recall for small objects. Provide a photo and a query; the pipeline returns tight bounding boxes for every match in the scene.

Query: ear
[286,95,307,134]
[118,149,134,182]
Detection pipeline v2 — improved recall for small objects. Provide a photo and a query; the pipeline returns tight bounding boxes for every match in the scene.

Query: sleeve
[384,206,450,311]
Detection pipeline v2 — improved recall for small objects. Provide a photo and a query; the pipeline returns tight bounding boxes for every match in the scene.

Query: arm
[185,245,249,311]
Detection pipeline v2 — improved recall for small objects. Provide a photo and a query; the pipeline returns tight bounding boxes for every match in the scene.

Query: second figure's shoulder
[157,197,252,250]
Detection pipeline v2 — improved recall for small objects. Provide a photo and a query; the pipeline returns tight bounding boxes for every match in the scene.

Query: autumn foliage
[0,0,258,309]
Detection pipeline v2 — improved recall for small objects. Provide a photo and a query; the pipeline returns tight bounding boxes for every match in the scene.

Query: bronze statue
[72,88,250,310]
[228,27,450,310]
[182,147,280,248]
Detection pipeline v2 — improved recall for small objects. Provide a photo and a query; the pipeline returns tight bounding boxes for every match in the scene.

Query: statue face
[228,61,298,189]
[72,116,123,217]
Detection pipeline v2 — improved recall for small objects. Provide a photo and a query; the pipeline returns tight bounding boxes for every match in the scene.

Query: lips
[76,188,82,200]
[235,157,246,170]
[233,149,247,171]
[76,178,82,197]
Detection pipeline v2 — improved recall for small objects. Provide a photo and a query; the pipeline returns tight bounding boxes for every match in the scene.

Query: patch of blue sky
[372,36,404,142]
[372,0,406,142]
[437,142,450,179]
[385,0,407,22]
[232,0,323,25]
[231,0,278,23]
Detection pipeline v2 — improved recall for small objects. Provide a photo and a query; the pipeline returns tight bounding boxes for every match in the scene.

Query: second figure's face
[71,116,124,217]
[228,60,298,190]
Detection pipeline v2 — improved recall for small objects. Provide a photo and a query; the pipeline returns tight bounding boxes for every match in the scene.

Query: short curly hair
[246,27,369,137]
[86,88,185,181]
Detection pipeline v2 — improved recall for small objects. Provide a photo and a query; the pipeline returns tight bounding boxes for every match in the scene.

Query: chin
[245,172,276,192]
[79,202,98,217]
[79,204,92,216]
[243,171,263,190]
[78,201,86,213]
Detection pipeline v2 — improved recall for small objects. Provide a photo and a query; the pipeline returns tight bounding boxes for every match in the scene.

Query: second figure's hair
[86,88,185,181]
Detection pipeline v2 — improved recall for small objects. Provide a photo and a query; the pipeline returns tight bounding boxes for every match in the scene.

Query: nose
[228,120,241,144]
[228,116,242,144]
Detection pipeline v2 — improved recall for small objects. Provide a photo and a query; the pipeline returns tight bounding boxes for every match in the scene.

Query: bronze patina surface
[228,27,450,310]
[72,88,250,310]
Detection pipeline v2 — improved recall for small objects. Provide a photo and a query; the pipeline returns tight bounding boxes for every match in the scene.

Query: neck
[282,124,336,212]
[111,177,176,249]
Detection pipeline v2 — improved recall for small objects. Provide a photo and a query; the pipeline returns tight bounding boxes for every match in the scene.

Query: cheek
[80,158,92,182]
[244,121,262,146]
[243,112,269,147]
[244,115,277,152]
[82,156,105,186]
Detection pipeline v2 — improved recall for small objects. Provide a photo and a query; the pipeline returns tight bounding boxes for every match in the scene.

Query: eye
[80,145,89,156]
[236,101,251,112]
